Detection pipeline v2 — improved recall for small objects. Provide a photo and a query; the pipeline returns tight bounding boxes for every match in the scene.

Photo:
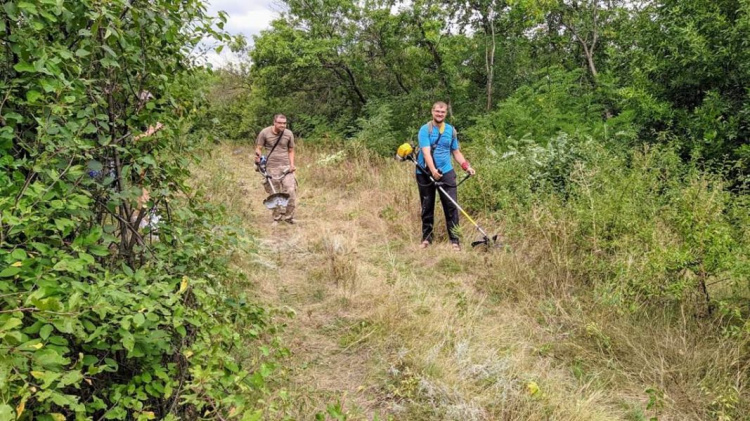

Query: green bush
[0,1,280,419]
[353,102,401,157]
[0,195,278,419]
[460,132,595,214]
[462,67,637,148]
[463,137,750,315]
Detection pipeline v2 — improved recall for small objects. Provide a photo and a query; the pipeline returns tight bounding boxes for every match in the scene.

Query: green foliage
[463,67,637,146]
[565,146,742,305]
[470,69,577,142]
[200,0,750,416]
[353,102,400,156]
[194,70,259,142]
[618,0,750,174]
[1,1,280,419]
[463,139,750,315]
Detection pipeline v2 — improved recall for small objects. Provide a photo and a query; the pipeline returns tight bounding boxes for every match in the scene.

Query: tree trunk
[323,61,368,106]
[485,4,496,111]
[340,64,368,105]
[582,43,598,79]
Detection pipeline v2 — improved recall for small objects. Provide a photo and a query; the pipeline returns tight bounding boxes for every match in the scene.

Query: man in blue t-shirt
[416,101,476,251]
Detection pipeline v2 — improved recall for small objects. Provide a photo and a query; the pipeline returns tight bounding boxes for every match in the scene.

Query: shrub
[0,1,280,418]
[463,137,750,315]
[353,102,401,157]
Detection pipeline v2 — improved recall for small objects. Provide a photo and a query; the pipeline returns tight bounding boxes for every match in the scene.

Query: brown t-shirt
[255,127,295,170]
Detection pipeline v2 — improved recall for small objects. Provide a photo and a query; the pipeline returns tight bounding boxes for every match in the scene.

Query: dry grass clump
[191,146,258,219]
[308,234,359,292]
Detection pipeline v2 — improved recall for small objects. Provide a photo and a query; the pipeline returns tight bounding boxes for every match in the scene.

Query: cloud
[224,8,278,40]
[203,0,284,67]
[207,0,282,40]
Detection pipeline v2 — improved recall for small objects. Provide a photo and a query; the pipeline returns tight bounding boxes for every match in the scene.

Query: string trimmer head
[256,163,291,210]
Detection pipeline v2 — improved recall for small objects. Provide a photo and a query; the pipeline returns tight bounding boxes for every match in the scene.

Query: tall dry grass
[192,140,747,420]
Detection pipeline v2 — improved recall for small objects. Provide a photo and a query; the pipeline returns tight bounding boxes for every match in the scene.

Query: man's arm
[418,126,441,180]
[287,131,296,172]
[422,146,441,180]
[254,131,264,164]
[452,149,476,175]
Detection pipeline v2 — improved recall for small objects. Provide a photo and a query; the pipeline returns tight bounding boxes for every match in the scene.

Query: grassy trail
[196,143,670,421]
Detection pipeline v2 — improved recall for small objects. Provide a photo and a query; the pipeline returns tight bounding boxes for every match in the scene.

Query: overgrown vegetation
[217,0,749,179]
[1,1,282,419]
[211,0,750,319]
[202,0,749,418]
[206,141,748,419]
[3,0,748,418]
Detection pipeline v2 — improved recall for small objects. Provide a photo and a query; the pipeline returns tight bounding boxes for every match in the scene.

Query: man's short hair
[432,101,448,110]
[273,114,287,122]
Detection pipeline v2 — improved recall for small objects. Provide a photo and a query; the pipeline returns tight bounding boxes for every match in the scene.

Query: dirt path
[228,147,404,417]
[217,144,632,420]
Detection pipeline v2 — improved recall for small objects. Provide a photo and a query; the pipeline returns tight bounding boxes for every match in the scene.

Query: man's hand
[461,160,476,176]
[289,165,296,173]
[431,169,442,180]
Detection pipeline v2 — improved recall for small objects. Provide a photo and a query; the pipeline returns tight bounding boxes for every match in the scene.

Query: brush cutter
[396,142,500,248]
[256,160,291,210]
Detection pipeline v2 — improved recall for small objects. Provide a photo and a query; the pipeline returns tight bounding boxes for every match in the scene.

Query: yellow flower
[179,276,189,293]
[526,381,540,396]
[16,398,26,417]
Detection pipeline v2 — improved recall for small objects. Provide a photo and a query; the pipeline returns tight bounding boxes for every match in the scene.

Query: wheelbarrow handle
[266,169,290,181]
[257,164,290,180]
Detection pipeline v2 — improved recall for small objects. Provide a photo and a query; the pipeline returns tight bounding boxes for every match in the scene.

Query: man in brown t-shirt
[254,114,297,223]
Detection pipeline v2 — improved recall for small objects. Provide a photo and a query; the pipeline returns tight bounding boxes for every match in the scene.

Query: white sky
[199,0,413,67]
[203,0,284,67]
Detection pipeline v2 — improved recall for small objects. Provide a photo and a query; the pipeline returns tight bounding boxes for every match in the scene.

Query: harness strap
[266,129,285,160]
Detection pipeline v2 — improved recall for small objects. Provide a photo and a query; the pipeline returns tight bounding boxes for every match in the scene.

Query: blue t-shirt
[417,122,459,175]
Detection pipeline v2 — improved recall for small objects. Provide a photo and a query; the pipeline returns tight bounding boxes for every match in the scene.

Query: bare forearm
[453,150,475,174]
[452,150,467,166]
[422,147,437,173]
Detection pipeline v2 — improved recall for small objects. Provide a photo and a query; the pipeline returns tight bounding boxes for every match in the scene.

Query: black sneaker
[284,219,295,224]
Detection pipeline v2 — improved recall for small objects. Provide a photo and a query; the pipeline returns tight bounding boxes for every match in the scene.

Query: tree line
[212,0,748,186]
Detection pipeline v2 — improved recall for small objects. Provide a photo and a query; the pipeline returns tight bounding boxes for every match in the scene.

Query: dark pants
[416,169,459,244]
